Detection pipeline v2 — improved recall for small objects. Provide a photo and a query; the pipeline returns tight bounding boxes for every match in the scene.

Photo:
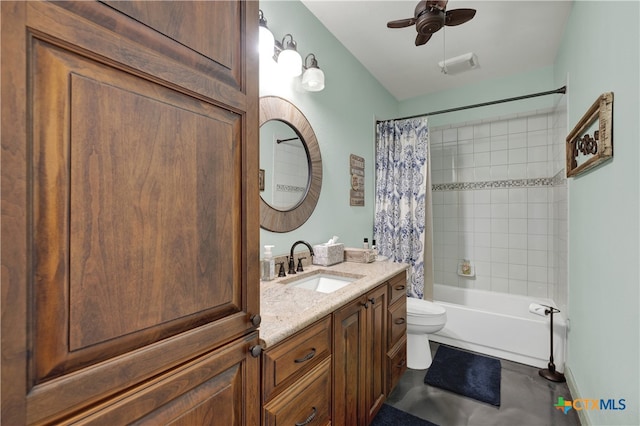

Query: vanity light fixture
[259,10,325,91]
[301,54,325,92]
[276,34,302,77]
[258,9,275,58]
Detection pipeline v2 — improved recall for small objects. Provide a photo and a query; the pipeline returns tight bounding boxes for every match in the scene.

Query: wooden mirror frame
[259,96,322,232]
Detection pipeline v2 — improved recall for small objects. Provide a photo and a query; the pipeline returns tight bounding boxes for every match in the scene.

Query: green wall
[258,1,396,258]
[554,2,639,425]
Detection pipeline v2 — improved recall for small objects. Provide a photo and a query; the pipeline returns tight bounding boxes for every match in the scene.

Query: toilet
[406,297,447,370]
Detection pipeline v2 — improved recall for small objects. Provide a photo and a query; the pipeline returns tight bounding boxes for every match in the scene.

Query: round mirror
[260,96,322,232]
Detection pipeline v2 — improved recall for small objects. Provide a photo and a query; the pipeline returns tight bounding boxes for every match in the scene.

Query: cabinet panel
[387,336,407,393]
[365,286,387,424]
[264,357,332,426]
[388,272,407,305]
[61,333,260,425]
[388,298,407,348]
[263,316,332,401]
[333,297,367,426]
[32,37,246,382]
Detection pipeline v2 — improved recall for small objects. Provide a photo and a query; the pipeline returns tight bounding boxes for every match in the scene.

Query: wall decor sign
[350,154,365,206]
[259,168,265,192]
[566,92,613,177]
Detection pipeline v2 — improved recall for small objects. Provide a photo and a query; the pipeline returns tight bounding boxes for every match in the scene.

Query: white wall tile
[509,249,527,265]
[491,135,508,151]
[474,123,491,138]
[474,152,491,167]
[491,262,509,278]
[508,132,527,149]
[509,148,527,164]
[509,218,528,234]
[508,117,527,133]
[491,277,509,292]
[491,218,509,234]
[509,264,528,280]
[509,234,528,249]
[474,189,491,204]
[491,120,509,136]
[528,249,548,267]
[509,188,528,203]
[458,125,474,140]
[509,203,528,218]
[491,233,509,248]
[509,279,528,296]
[491,165,508,180]
[443,128,458,142]
[508,164,527,179]
[527,115,548,132]
[474,137,491,153]
[491,149,508,165]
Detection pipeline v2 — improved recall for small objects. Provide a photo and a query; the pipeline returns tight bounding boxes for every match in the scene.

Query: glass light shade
[277,49,302,77]
[302,67,325,92]
[259,26,275,58]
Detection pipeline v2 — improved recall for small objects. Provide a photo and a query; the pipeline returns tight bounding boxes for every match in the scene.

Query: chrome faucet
[288,240,315,274]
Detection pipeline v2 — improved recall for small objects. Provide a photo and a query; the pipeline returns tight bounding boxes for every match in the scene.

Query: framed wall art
[566,92,613,177]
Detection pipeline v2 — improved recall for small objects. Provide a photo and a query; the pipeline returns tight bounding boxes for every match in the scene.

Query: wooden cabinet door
[1,1,259,424]
[365,285,388,424]
[333,296,367,426]
[333,284,388,426]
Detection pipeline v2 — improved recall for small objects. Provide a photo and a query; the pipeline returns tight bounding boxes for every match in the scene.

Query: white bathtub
[429,284,566,372]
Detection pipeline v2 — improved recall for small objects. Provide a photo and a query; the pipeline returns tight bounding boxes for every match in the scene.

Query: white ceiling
[301,0,573,101]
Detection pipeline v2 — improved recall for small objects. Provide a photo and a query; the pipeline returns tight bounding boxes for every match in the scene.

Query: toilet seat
[407,297,446,317]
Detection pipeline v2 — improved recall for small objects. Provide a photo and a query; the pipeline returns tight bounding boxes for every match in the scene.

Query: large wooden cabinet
[1,1,260,424]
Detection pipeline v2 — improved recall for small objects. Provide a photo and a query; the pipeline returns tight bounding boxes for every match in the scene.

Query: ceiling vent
[438,52,479,75]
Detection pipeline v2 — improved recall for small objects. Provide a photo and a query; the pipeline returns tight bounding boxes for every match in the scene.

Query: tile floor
[386,343,580,426]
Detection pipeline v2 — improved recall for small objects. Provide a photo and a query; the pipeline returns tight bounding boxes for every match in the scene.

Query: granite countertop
[259,259,408,348]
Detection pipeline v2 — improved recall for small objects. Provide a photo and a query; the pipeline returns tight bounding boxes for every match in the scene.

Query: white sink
[284,272,361,293]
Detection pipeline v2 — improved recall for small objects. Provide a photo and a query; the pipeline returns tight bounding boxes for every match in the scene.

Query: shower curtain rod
[376,86,566,123]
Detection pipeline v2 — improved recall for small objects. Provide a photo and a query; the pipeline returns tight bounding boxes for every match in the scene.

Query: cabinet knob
[361,301,369,309]
[369,297,376,305]
[249,345,263,358]
[394,318,406,325]
[250,314,262,327]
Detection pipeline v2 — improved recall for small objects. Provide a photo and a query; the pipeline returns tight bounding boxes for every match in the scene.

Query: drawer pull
[294,348,316,363]
[295,407,317,426]
[394,284,405,291]
[394,318,406,325]
[397,359,406,368]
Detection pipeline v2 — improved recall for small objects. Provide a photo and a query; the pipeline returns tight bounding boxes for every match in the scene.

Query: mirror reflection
[259,120,310,211]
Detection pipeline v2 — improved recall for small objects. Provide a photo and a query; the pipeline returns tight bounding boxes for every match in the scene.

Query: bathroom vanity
[260,261,408,426]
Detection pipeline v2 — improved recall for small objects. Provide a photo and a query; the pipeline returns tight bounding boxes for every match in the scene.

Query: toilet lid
[407,297,446,316]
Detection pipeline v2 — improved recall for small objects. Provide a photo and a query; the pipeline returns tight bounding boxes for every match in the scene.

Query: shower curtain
[374,117,434,299]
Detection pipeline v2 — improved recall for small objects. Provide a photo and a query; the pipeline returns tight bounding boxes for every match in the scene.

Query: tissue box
[312,243,344,266]
[344,247,377,263]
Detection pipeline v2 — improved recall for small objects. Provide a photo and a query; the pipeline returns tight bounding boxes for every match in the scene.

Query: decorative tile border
[432,177,552,191]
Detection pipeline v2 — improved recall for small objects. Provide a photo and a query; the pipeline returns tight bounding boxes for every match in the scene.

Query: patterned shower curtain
[374,117,432,299]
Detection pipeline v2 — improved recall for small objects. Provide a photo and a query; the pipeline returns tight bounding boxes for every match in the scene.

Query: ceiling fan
[387,0,476,46]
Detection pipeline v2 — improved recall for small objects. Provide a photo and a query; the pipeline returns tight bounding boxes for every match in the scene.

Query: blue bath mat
[424,345,501,406]
[370,404,439,426]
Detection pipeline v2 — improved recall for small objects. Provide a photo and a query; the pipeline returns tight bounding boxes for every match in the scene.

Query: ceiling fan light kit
[439,52,479,75]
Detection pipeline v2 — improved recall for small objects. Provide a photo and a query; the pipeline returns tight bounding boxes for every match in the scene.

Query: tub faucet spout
[288,240,314,274]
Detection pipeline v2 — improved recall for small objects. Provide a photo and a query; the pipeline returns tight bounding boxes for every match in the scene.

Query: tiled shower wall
[431,105,568,305]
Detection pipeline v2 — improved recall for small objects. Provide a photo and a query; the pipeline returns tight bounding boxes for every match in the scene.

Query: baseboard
[564,365,590,426]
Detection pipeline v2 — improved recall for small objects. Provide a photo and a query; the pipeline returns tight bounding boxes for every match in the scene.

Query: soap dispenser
[260,245,275,281]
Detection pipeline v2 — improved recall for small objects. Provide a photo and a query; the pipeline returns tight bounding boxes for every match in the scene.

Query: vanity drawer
[263,357,332,426]
[263,315,332,401]
[388,272,407,305]
[388,298,407,348]
[387,336,407,393]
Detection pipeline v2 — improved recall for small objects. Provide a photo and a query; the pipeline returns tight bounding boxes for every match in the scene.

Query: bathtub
[429,284,566,372]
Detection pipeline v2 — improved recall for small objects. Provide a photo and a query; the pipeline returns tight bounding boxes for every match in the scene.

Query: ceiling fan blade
[415,32,433,46]
[445,8,476,26]
[387,17,416,28]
